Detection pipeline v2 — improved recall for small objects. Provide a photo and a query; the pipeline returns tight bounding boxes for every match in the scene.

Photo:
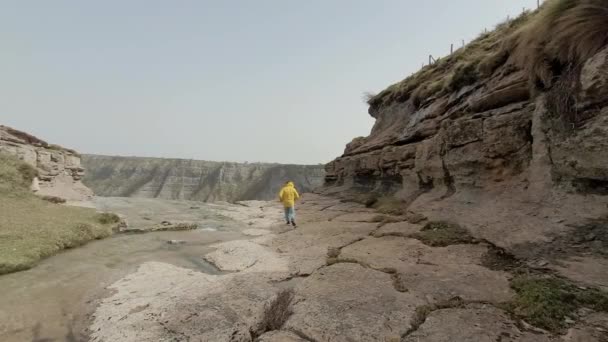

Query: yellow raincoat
[279,181,300,208]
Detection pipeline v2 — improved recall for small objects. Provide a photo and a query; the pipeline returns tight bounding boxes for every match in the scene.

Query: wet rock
[122,222,197,233]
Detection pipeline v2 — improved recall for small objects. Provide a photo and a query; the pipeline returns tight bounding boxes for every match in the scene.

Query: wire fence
[420,0,544,72]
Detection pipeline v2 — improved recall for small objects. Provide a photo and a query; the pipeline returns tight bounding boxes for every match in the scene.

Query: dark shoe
[286,221,291,225]
[291,220,297,228]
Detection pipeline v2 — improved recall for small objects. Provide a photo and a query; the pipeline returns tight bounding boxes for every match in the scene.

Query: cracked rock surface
[88,194,607,341]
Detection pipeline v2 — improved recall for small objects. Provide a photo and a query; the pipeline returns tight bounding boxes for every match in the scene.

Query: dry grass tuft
[367,12,530,110]
[372,196,407,216]
[368,0,607,110]
[506,275,608,332]
[411,221,476,247]
[507,0,608,88]
[254,289,295,337]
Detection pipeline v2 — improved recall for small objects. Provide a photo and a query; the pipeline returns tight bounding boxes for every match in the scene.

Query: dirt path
[87,194,608,341]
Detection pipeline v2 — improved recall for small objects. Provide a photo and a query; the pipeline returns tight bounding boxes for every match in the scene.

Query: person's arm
[294,188,300,201]
[278,188,284,202]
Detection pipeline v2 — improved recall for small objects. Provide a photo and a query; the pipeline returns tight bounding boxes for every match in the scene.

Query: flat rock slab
[285,263,425,341]
[373,221,423,237]
[553,256,608,290]
[297,209,346,224]
[332,212,383,222]
[89,262,276,342]
[340,237,513,302]
[242,228,272,236]
[266,221,378,275]
[564,312,608,342]
[341,236,488,267]
[204,240,289,274]
[392,263,513,302]
[403,304,557,342]
[321,202,369,212]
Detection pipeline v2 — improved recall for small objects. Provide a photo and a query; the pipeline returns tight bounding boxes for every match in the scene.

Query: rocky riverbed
[83,194,608,342]
[0,197,284,342]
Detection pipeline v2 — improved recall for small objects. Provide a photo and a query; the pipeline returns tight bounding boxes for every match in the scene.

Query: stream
[0,197,278,342]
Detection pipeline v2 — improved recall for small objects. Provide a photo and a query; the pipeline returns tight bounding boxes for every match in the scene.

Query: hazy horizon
[2,0,537,164]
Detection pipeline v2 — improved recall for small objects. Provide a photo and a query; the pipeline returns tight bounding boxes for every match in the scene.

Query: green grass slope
[0,153,117,274]
[367,0,608,111]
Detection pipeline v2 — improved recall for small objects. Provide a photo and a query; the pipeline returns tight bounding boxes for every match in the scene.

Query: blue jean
[284,206,295,222]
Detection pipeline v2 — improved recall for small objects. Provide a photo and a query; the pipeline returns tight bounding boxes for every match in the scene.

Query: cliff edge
[0,125,93,202]
[82,155,325,202]
[324,1,608,262]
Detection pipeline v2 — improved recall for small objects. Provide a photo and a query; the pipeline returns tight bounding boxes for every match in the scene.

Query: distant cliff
[0,125,93,201]
[82,155,325,202]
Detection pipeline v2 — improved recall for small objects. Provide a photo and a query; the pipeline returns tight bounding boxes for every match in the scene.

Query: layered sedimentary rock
[324,45,608,254]
[82,155,325,202]
[0,125,93,201]
[326,46,608,198]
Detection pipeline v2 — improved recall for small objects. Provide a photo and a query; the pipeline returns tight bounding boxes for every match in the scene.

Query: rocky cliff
[324,2,608,257]
[0,125,93,201]
[82,155,325,202]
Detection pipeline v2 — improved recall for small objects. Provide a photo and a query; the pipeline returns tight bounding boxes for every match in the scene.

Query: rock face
[326,46,608,195]
[82,155,325,202]
[0,125,93,201]
[323,46,608,254]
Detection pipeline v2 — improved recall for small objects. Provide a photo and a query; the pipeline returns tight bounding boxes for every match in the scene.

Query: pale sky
[1,0,536,164]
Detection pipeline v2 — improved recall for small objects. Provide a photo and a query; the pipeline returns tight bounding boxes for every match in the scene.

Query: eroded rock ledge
[0,125,93,202]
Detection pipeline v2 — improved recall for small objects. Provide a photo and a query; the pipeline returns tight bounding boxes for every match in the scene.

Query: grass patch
[372,196,407,216]
[367,11,531,110]
[481,245,522,271]
[96,212,121,225]
[506,276,608,332]
[446,61,479,91]
[0,153,115,274]
[0,153,38,195]
[410,221,475,247]
[41,195,67,204]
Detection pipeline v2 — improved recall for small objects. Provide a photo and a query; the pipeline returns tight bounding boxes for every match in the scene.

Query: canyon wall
[323,29,608,254]
[82,155,325,202]
[0,125,93,201]
[325,48,608,201]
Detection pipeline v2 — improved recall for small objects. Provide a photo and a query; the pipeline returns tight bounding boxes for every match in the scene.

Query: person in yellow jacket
[279,181,300,227]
